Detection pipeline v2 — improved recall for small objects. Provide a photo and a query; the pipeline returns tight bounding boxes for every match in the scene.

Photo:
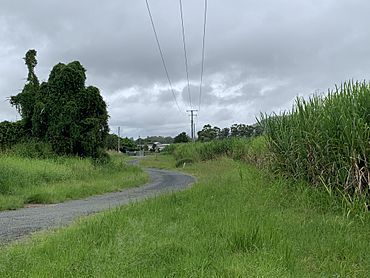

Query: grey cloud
[1,0,370,137]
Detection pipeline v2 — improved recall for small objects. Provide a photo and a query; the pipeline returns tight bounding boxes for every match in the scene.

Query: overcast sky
[1,0,370,138]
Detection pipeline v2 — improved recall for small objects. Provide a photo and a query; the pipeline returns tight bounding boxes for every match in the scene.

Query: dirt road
[0,167,195,243]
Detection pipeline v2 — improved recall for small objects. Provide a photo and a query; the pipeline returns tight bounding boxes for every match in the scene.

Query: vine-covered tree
[10,50,40,132]
[10,50,109,157]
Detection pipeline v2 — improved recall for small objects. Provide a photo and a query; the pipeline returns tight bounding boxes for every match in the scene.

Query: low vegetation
[262,81,370,201]
[167,136,268,167]
[0,156,368,277]
[0,152,147,211]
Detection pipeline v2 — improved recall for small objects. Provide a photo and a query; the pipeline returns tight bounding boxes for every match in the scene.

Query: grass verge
[0,156,368,277]
[0,153,148,210]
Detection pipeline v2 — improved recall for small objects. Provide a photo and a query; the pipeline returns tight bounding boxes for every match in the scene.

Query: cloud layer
[1,0,370,137]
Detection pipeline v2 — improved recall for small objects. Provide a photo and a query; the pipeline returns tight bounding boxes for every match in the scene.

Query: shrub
[0,121,25,151]
[6,141,55,159]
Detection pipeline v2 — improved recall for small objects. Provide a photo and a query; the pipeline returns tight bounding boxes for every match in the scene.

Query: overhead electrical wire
[198,0,208,113]
[179,0,192,108]
[145,0,182,114]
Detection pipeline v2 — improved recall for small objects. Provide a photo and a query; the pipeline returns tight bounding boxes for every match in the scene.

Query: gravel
[0,167,195,243]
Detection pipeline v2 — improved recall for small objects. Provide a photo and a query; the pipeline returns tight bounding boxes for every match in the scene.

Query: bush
[0,121,25,151]
[6,141,55,159]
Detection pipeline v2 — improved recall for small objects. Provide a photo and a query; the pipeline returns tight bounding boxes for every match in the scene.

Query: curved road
[0,167,195,243]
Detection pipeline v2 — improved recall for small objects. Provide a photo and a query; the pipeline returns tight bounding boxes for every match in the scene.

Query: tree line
[196,123,263,142]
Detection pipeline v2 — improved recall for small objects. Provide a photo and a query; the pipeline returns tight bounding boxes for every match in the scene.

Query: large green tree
[10,50,109,157]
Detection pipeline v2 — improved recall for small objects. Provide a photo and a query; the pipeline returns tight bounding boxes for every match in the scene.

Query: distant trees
[135,136,174,145]
[9,50,109,157]
[197,123,263,142]
[106,134,137,152]
[173,132,190,143]
[230,124,255,137]
[197,124,219,142]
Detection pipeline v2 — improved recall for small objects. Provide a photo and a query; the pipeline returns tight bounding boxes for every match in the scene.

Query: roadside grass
[0,156,369,277]
[172,136,268,166]
[0,153,148,210]
[139,153,176,170]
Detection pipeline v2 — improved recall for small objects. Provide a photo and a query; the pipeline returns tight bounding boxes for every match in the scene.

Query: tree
[10,50,109,157]
[197,124,219,142]
[10,50,40,132]
[219,127,230,139]
[230,123,255,138]
[106,134,137,152]
[174,132,190,143]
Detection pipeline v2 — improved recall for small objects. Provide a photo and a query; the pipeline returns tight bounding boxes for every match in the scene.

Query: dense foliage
[106,134,137,152]
[262,81,370,198]
[173,132,190,143]
[0,121,25,151]
[9,50,109,157]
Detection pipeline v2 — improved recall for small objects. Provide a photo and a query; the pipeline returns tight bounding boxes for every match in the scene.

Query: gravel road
[0,167,195,243]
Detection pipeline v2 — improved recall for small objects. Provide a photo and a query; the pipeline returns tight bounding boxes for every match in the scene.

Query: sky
[1,0,370,138]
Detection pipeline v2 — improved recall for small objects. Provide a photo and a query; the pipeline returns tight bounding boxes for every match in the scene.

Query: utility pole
[117,126,121,153]
[187,109,198,141]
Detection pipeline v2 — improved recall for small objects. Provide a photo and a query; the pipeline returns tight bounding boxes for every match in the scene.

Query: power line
[198,0,208,113]
[179,0,192,108]
[145,0,182,113]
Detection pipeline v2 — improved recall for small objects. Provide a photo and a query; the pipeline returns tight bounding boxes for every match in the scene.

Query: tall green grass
[0,153,148,210]
[169,137,268,167]
[262,81,370,201]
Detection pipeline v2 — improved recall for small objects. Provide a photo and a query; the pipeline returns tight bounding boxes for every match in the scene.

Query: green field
[0,153,148,211]
[0,155,368,277]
